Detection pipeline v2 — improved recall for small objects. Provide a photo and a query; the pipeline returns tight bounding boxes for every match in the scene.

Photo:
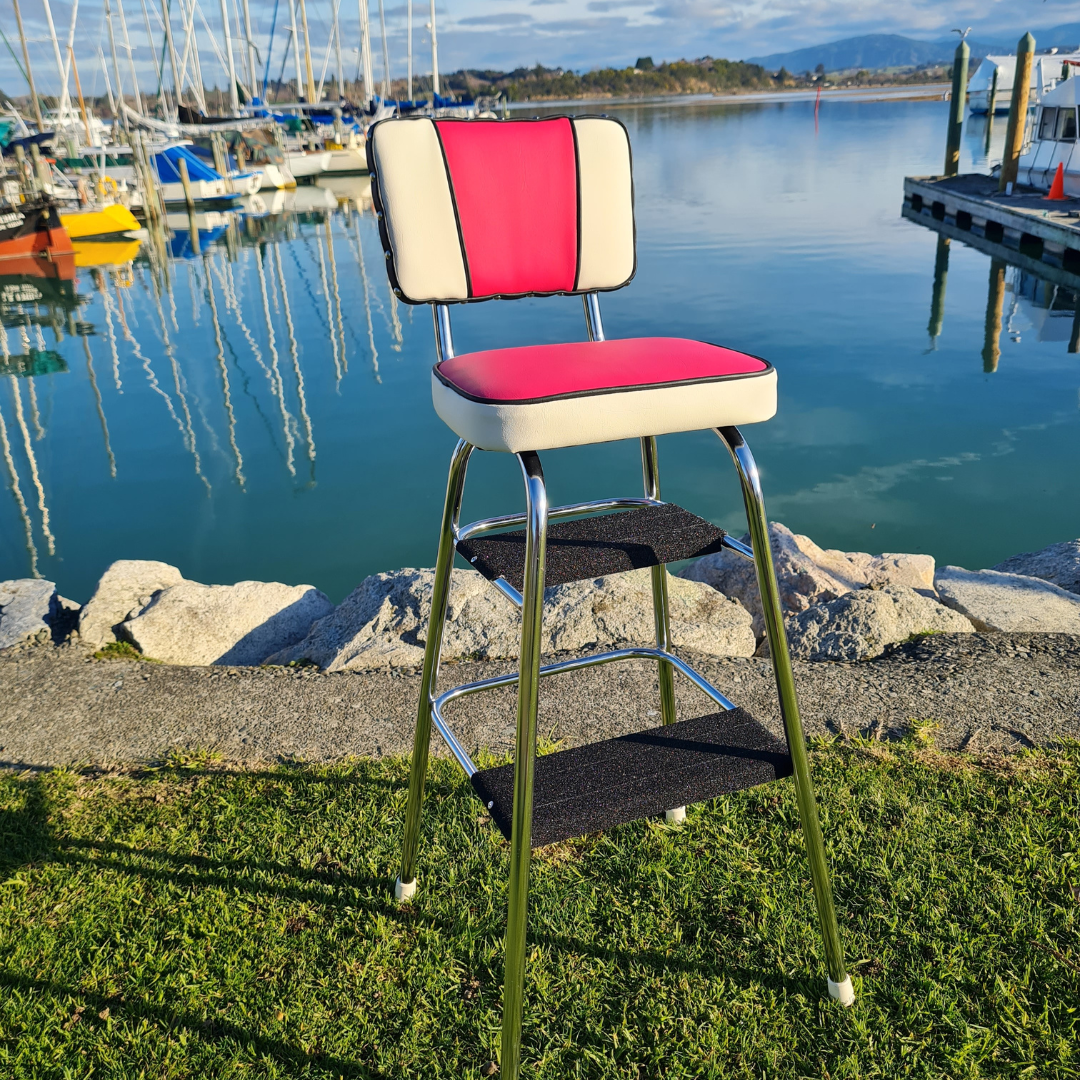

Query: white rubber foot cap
[828,976,855,1007]
[394,877,417,903]
[665,807,686,824]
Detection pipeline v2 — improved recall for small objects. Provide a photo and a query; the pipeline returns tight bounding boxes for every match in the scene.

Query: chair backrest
[367,115,635,304]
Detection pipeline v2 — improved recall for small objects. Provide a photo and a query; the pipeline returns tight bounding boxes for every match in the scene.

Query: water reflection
[907,200,1080,367]
[2,106,1077,601]
[0,174,383,581]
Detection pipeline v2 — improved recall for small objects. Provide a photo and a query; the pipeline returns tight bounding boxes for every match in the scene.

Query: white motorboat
[968,51,1080,115]
[1015,75,1080,193]
[287,150,333,180]
[251,163,297,190]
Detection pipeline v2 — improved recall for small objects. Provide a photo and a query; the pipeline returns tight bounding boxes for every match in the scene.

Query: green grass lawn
[1,738,1077,1079]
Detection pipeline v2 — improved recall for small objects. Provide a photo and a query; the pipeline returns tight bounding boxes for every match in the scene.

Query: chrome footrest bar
[456,496,663,543]
[427,646,737,780]
[721,534,754,560]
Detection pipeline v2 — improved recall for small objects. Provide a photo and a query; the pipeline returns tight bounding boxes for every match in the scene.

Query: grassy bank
[1,739,1077,1078]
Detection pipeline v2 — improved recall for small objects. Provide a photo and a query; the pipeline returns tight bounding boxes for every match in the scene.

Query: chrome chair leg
[716,426,854,1006]
[396,438,475,901]
[641,436,683,823]
[500,450,549,1079]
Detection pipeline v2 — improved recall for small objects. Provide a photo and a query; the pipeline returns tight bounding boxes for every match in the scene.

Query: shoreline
[506,82,950,112]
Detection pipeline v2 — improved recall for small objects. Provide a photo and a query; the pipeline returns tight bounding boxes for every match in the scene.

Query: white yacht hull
[287,151,333,179]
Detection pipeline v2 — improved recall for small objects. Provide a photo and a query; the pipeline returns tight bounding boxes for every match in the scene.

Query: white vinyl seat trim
[431,367,778,453]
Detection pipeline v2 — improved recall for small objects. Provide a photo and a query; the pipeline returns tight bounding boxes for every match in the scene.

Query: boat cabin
[1016,74,1080,194]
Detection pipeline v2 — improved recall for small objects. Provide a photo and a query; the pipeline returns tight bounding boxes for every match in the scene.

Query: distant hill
[745,33,1008,73]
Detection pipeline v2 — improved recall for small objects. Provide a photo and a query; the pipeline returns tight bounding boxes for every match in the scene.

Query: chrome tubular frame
[432,302,455,361]
[641,434,683,821]
[396,436,474,895]
[716,425,852,1003]
[501,449,548,1078]
[427,645,738,781]
[397,291,852,1077]
[583,291,605,341]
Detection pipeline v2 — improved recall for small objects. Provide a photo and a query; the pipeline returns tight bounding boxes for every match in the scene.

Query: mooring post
[985,67,999,153]
[982,257,1007,372]
[1070,297,1080,355]
[178,156,201,256]
[999,33,1036,193]
[928,235,951,347]
[944,38,970,176]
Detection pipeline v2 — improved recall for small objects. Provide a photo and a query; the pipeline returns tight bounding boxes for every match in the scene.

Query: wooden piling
[178,155,196,212]
[982,257,1007,372]
[999,33,1036,193]
[985,67,999,153]
[944,39,970,177]
[177,156,201,256]
[29,143,50,190]
[1070,298,1080,354]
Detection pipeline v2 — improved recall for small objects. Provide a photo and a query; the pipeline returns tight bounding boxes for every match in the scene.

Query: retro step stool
[367,114,853,1077]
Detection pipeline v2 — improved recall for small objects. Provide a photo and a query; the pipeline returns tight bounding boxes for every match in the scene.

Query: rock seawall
[3,530,1077,669]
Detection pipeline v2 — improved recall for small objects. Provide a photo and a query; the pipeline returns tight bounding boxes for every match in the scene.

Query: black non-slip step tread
[470,708,792,848]
[456,502,727,591]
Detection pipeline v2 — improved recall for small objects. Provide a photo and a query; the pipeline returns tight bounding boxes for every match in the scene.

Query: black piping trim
[366,113,637,306]
[431,118,473,298]
[433,356,774,406]
[570,117,583,293]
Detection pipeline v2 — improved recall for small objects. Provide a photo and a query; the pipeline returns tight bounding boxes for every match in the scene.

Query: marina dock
[904,173,1080,272]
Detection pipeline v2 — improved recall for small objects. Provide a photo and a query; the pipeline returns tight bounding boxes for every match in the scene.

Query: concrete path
[1,632,1077,770]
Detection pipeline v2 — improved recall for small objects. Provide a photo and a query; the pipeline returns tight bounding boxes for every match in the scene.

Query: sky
[3,0,1080,99]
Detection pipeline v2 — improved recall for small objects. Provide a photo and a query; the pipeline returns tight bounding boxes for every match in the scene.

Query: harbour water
[1,99,1078,604]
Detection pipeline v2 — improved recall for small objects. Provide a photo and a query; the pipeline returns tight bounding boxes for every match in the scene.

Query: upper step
[456,502,728,591]
[470,707,792,848]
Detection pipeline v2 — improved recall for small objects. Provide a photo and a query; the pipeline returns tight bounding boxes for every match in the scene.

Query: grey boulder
[786,584,973,662]
[267,566,756,671]
[679,522,936,636]
[0,578,64,648]
[934,566,1080,633]
[121,580,334,665]
[78,559,186,647]
[992,539,1080,596]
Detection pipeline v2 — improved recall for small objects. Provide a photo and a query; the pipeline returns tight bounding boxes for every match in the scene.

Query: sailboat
[0,199,76,280]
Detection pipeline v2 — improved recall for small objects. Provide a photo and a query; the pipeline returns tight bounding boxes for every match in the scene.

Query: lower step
[470,708,792,848]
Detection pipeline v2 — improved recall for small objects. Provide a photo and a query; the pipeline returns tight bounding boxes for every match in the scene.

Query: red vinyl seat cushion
[435,337,770,404]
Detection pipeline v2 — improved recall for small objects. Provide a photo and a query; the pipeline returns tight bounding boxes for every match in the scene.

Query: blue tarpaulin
[153,144,223,184]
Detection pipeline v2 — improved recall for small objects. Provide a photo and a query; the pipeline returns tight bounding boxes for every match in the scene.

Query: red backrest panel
[435,118,578,298]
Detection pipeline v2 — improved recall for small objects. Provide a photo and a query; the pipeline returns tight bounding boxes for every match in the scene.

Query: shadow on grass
[0,968,388,1079]
[0,776,56,881]
[60,837,390,902]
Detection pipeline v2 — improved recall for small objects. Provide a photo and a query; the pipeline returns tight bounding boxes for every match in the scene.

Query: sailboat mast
[406,0,412,101]
[159,0,184,113]
[333,0,344,100]
[241,0,258,100]
[40,0,72,125]
[138,0,165,116]
[296,0,317,102]
[288,0,303,99]
[377,0,389,99]
[429,0,438,96]
[115,0,144,115]
[12,0,45,131]
[217,0,240,112]
[104,0,130,130]
[357,0,373,107]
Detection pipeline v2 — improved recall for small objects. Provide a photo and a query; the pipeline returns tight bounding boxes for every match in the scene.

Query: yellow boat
[72,238,142,269]
[60,202,140,240]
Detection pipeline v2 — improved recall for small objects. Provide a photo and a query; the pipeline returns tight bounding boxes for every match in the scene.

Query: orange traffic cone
[1047,161,1067,200]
